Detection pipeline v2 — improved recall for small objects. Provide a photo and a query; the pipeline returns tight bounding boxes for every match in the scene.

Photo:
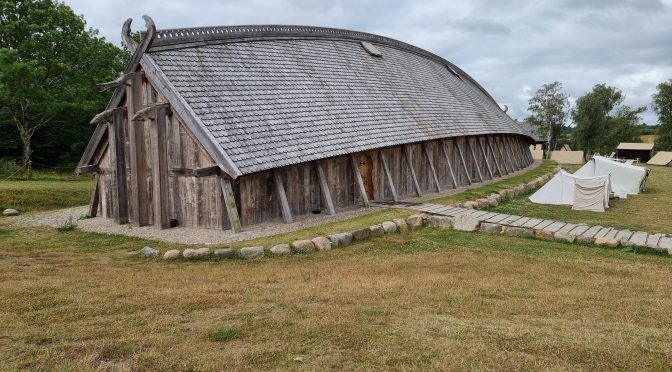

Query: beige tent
[648,151,672,166]
[560,144,572,151]
[550,151,585,165]
[529,145,544,160]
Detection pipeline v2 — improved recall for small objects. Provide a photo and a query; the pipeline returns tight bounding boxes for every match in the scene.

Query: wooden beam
[467,137,484,182]
[151,106,170,229]
[88,174,100,218]
[127,72,149,226]
[494,135,512,174]
[454,137,472,185]
[76,164,99,175]
[96,72,134,92]
[379,150,398,202]
[273,169,293,223]
[439,139,458,189]
[403,145,422,197]
[486,136,504,176]
[108,109,128,224]
[350,154,370,207]
[315,161,336,215]
[90,109,117,125]
[507,136,522,170]
[220,177,242,233]
[132,102,170,121]
[169,166,221,178]
[477,137,494,179]
[423,142,442,192]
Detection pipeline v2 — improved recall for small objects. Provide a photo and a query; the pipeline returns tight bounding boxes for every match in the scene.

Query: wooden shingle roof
[83,20,532,177]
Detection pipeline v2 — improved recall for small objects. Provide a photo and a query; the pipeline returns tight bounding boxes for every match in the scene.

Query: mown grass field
[2,161,672,370]
[492,164,672,234]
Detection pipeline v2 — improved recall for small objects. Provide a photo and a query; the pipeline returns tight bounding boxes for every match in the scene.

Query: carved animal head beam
[121,15,156,54]
[96,72,136,92]
[132,103,171,121]
[90,107,127,124]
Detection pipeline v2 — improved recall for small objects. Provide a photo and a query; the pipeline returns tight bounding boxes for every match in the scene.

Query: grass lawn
[2,226,672,370]
[491,165,672,234]
[430,160,558,205]
[0,173,93,214]
[2,160,672,369]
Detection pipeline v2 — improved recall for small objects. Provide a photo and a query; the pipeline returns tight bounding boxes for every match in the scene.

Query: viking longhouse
[77,16,535,232]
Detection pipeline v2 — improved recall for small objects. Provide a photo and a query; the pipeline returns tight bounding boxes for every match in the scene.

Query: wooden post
[439,139,458,188]
[423,142,441,192]
[379,150,398,202]
[108,108,128,224]
[151,106,170,229]
[127,72,149,226]
[273,169,293,223]
[88,174,100,218]
[315,160,336,215]
[220,177,242,233]
[486,136,504,176]
[403,145,422,197]
[350,154,370,207]
[494,135,512,174]
[454,137,472,185]
[477,137,494,179]
[507,136,523,170]
[467,137,484,182]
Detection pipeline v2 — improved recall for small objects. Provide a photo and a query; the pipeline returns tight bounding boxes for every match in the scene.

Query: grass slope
[0,171,93,214]
[1,228,672,370]
[491,165,672,234]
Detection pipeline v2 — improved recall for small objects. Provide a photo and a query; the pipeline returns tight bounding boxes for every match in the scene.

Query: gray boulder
[240,246,265,259]
[382,221,397,233]
[392,218,408,232]
[182,247,210,259]
[138,246,159,258]
[369,224,385,238]
[329,232,353,247]
[480,222,502,234]
[312,237,332,251]
[452,214,480,231]
[214,248,235,258]
[292,239,316,253]
[463,201,478,209]
[406,214,425,231]
[163,249,180,260]
[351,228,370,241]
[425,215,453,229]
[2,208,19,216]
[270,244,291,255]
[502,226,534,238]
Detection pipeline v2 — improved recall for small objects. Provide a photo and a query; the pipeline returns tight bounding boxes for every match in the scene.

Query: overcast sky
[65,0,672,125]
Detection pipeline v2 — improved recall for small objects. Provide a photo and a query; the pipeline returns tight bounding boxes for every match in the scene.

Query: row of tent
[529,156,649,212]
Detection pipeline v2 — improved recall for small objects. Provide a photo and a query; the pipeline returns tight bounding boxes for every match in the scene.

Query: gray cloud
[65,0,672,124]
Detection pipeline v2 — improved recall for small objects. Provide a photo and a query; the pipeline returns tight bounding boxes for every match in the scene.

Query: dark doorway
[358,153,374,200]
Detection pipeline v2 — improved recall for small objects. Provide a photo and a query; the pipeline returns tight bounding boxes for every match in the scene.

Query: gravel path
[12,161,541,245]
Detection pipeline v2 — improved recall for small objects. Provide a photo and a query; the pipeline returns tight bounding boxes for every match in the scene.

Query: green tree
[572,84,644,156]
[526,82,569,154]
[0,0,126,168]
[653,80,672,151]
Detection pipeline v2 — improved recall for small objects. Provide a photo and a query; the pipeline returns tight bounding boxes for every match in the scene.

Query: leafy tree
[0,0,126,168]
[526,82,569,154]
[572,84,644,156]
[653,80,672,151]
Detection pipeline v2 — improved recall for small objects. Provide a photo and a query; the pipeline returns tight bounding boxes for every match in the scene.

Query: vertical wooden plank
[494,135,512,174]
[108,109,128,224]
[350,154,370,207]
[151,107,170,229]
[486,136,504,176]
[439,139,458,188]
[88,173,100,218]
[477,137,494,179]
[454,137,472,185]
[379,150,398,202]
[315,161,336,215]
[403,145,422,197]
[501,135,517,171]
[507,136,522,170]
[273,169,293,223]
[467,137,484,182]
[220,177,242,232]
[127,72,149,226]
[422,142,441,192]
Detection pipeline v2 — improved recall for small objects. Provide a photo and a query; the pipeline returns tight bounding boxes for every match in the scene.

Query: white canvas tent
[529,170,610,211]
[574,155,647,197]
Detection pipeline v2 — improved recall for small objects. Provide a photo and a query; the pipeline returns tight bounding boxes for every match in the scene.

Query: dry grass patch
[2,226,672,370]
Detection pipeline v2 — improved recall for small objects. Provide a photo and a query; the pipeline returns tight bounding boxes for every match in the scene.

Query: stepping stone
[543,221,566,233]
[577,225,602,243]
[626,231,649,247]
[603,229,618,239]
[554,223,578,242]
[615,230,633,243]
[501,215,524,225]
[594,227,613,239]
[568,224,590,236]
[486,214,509,223]
[659,237,672,254]
[510,217,530,227]
[522,218,544,228]
[480,212,499,220]
[647,233,663,249]
[533,220,555,231]
[470,210,489,218]
[432,206,454,215]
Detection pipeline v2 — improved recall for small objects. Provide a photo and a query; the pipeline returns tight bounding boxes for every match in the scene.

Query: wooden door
[358,154,374,200]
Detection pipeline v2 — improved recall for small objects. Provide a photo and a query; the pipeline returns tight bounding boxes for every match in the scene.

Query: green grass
[429,160,558,205]
[491,164,672,234]
[0,177,93,214]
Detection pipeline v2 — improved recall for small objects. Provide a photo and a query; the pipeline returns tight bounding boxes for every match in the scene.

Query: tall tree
[653,80,672,151]
[526,82,569,154]
[0,0,125,168]
[572,84,644,156]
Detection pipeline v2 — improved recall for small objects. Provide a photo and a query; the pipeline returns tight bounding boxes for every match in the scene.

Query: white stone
[182,247,209,259]
[214,248,235,257]
[329,232,353,247]
[369,224,385,238]
[452,214,480,231]
[425,215,453,229]
[163,249,180,259]
[406,214,425,230]
[270,244,291,255]
[382,221,398,233]
[138,246,159,258]
[311,237,332,251]
[240,246,264,259]
[292,239,316,253]
[2,208,19,216]
[393,218,408,232]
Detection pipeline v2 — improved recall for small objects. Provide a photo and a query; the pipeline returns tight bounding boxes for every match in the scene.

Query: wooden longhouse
[77,16,535,232]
